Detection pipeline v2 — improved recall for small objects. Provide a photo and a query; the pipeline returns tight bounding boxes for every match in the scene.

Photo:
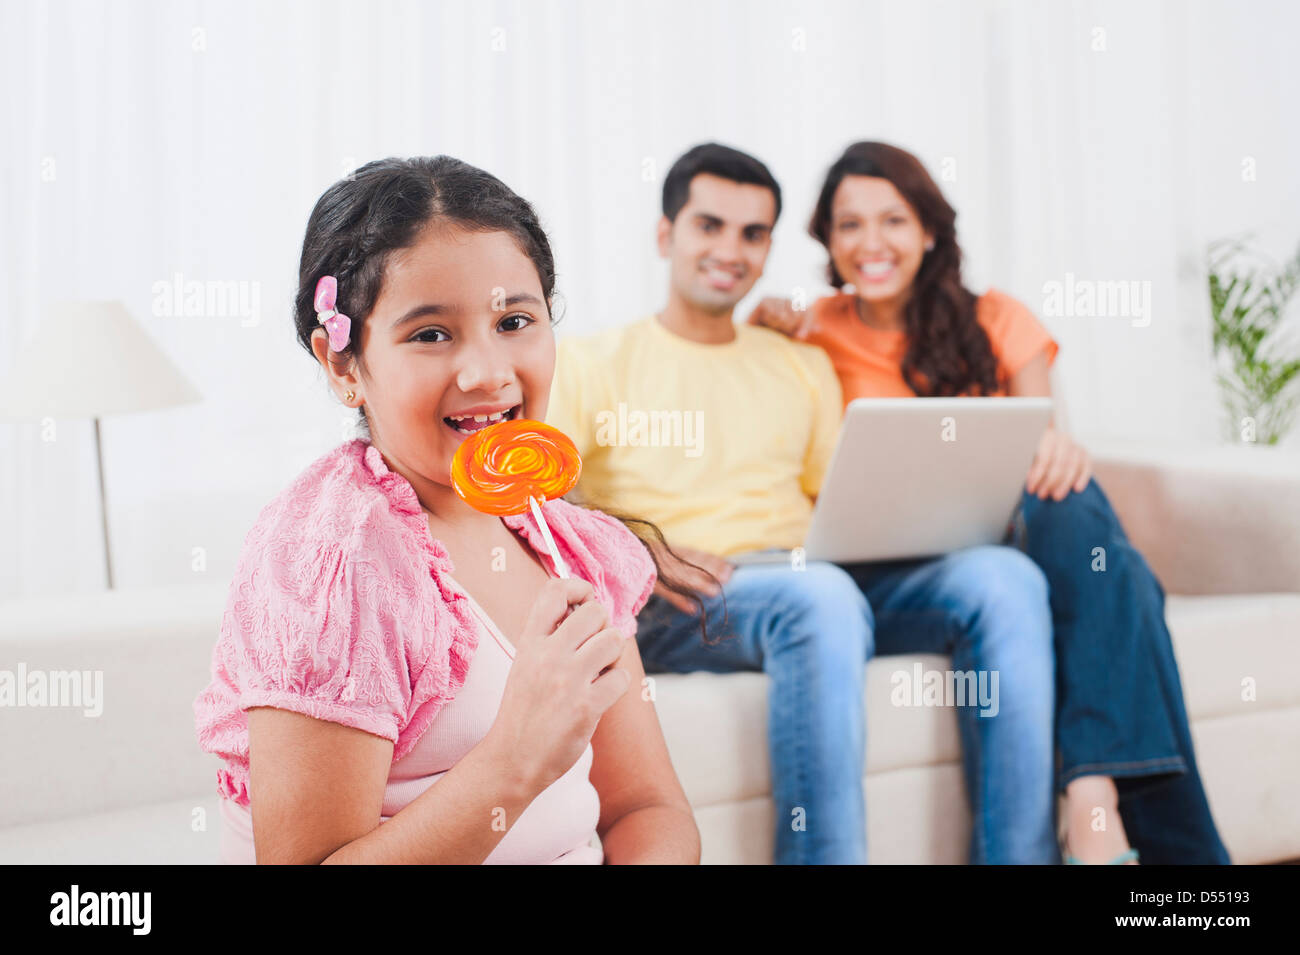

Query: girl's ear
[311,326,362,401]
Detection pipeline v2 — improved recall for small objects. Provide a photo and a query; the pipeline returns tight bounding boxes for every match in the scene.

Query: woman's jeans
[635,477,1230,864]
[636,544,1059,864]
[1011,478,1230,864]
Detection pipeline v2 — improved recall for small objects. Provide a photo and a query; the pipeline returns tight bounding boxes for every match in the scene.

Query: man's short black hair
[662,143,782,224]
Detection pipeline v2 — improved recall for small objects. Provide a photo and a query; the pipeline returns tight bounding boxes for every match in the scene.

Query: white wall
[2,0,1298,598]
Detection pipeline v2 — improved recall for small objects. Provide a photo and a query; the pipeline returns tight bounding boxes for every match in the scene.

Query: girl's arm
[247,575,629,864]
[247,706,545,864]
[588,635,701,864]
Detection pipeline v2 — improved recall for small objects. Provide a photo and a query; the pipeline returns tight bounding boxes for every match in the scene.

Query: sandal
[1062,832,1140,865]
[1065,847,1139,865]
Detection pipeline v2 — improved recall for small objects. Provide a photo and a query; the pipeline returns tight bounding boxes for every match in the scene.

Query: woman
[749,141,1230,865]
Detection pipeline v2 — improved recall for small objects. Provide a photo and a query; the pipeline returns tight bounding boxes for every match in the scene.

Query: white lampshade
[0,300,202,419]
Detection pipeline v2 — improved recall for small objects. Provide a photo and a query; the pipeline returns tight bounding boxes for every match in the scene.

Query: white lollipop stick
[528,495,570,579]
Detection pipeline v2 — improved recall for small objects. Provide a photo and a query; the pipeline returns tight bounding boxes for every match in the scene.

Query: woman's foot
[1063,775,1139,864]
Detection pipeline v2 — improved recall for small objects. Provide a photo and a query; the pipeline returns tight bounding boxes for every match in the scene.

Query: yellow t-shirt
[546,316,843,557]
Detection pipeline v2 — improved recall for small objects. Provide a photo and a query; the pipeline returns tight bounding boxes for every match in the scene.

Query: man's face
[315,224,554,487]
[657,173,776,313]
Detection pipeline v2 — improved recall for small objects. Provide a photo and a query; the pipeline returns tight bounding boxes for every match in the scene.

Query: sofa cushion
[651,653,963,809]
[692,763,971,865]
[1166,594,1300,719]
[0,795,221,865]
[1090,443,1300,596]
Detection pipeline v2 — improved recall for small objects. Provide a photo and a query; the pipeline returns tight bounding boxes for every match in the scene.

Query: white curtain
[3,0,1297,598]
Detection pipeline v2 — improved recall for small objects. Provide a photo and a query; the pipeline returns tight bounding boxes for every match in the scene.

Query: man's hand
[1026,425,1092,501]
[650,543,734,616]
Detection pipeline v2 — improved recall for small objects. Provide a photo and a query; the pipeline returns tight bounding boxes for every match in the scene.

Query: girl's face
[335,224,554,487]
[827,175,933,307]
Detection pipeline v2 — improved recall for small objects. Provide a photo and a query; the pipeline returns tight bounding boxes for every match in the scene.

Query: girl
[194,156,702,864]
[749,141,1230,865]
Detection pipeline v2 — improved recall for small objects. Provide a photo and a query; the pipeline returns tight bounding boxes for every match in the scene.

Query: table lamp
[1,300,203,588]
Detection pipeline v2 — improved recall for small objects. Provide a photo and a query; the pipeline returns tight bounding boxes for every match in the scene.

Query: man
[546,143,1057,864]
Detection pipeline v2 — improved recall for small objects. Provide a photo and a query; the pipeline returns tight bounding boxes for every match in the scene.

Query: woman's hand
[746,296,817,339]
[487,577,632,792]
[1026,425,1092,500]
[650,543,734,615]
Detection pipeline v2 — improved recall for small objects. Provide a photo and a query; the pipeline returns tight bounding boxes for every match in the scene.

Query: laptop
[730,397,1054,565]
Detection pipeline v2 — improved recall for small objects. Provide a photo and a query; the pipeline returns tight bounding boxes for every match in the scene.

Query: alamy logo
[594,403,704,458]
[0,663,103,717]
[152,271,261,327]
[1042,273,1151,327]
[890,663,1000,717]
[49,885,151,935]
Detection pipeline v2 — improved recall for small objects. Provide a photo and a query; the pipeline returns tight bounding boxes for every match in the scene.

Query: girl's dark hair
[293,155,726,642]
[808,142,1001,397]
[293,155,557,420]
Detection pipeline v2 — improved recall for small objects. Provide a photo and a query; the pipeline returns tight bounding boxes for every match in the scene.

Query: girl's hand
[486,577,631,793]
[1026,425,1092,500]
[746,297,817,339]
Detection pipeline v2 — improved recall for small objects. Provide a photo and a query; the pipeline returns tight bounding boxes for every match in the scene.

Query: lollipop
[451,418,582,578]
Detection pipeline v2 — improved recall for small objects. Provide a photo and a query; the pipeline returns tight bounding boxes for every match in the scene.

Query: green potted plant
[1207,236,1300,445]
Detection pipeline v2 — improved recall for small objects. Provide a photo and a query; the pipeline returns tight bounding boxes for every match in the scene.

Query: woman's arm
[1008,351,1092,499]
[247,706,546,864]
[1007,349,1051,401]
[588,635,701,864]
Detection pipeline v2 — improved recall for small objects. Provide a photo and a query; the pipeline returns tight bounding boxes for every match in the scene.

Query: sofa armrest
[1084,438,1300,597]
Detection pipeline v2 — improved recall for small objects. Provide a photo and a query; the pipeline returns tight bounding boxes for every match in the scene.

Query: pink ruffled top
[193,438,655,862]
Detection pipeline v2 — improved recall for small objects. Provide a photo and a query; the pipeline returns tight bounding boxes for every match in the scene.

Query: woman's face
[324,224,554,487]
[827,175,932,307]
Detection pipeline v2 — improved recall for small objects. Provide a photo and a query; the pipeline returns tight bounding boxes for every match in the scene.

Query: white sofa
[2,441,1298,864]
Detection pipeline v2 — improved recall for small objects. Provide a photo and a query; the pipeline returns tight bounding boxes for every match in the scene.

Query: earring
[344,390,356,403]
[924,240,935,252]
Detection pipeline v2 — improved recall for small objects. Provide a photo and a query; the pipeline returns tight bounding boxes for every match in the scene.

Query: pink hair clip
[314,275,351,352]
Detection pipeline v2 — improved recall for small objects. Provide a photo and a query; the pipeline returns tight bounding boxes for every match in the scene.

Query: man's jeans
[637,544,1058,864]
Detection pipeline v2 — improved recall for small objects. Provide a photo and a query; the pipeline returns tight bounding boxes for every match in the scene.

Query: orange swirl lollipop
[451,418,582,577]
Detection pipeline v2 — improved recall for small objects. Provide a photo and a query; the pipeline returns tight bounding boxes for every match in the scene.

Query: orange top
[798,288,1059,408]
